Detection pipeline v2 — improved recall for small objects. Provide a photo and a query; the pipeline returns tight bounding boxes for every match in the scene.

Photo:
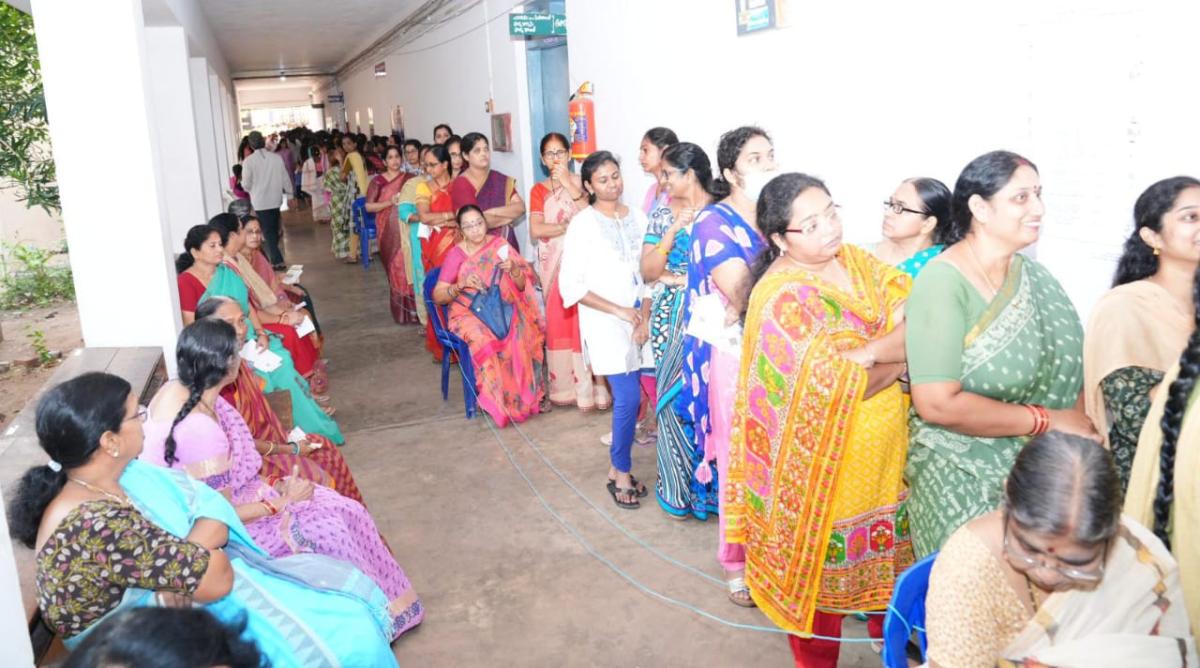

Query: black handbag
[456,267,513,340]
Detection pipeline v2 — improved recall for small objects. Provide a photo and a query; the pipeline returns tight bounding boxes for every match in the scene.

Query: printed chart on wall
[1020,7,1194,321]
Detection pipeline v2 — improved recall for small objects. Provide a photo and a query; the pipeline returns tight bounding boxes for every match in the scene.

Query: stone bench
[0,347,165,664]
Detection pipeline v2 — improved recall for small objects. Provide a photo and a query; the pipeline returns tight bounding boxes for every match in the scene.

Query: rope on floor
[449,359,882,643]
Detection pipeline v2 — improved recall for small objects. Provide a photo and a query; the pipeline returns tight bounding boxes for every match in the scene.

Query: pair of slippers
[606,476,648,509]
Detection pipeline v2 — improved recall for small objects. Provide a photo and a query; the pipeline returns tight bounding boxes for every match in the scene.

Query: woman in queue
[7,373,401,665]
[450,133,526,251]
[680,126,775,604]
[176,223,344,444]
[240,214,322,336]
[432,205,544,426]
[1084,176,1200,487]
[327,144,355,261]
[367,145,420,324]
[925,431,1197,666]
[300,144,331,224]
[1126,254,1200,639]
[642,142,717,520]
[141,320,424,637]
[727,174,912,664]
[872,176,953,277]
[560,151,651,509]
[196,296,367,505]
[415,144,460,359]
[638,127,678,213]
[446,134,465,179]
[529,132,608,411]
[905,150,1095,557]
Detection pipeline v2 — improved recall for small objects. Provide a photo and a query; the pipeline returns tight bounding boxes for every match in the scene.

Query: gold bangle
[656,244,670,257]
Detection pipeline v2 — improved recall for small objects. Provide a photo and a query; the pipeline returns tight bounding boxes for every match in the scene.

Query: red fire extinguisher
[568,81,596,161]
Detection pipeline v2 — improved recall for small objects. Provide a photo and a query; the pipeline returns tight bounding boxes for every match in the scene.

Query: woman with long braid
[140,319,424,639]
[1126,259,1200,639]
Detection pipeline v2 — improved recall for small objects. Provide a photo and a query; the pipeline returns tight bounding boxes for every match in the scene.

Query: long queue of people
[360,120,1200,666]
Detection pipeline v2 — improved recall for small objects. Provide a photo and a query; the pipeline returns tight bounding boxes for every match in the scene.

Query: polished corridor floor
[280,210,875,666]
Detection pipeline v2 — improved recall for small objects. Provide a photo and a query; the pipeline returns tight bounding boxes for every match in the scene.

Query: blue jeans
[607,371,641,472]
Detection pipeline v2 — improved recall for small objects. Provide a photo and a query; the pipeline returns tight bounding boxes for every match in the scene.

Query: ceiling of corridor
[197,0,425,76]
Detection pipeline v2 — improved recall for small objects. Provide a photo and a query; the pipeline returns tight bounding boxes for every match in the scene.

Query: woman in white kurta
[560,151,650,509]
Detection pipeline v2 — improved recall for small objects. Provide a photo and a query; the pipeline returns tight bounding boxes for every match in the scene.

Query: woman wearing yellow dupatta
[727,174,913,666]
[1127,272,1200,639]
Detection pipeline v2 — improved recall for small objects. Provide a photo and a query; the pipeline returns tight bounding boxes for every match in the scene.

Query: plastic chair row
[350,196,376,270]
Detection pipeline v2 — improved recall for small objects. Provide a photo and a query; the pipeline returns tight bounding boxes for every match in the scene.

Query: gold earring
[1153,247,1161,256]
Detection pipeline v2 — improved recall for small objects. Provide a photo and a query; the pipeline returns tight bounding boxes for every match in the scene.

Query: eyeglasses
[883,200,929,217]
[786,204,841,236]
[423,162,440,169]
[460,220,485,230]
[124,405,149,424]
[1001,515,1107,583]
[543,149,568,159]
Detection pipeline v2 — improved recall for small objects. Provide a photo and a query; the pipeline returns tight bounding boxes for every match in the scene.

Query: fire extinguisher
[568,81,596,161]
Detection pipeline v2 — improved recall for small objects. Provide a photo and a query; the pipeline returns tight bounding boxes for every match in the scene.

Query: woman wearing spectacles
[904,150,1097,559]
[726,173,912,664]
[872,177,953,277]
[925,431,1197,667]
[529,132,608,411]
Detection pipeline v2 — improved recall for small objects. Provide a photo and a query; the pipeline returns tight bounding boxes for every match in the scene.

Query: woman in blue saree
[8,372,396,667]
[176,222,344,444]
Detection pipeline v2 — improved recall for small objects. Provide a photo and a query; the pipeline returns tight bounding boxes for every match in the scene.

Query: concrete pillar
[190,57,223,218]
[210,73,233,198]
[31,0,182,365]
[145,26,207,250]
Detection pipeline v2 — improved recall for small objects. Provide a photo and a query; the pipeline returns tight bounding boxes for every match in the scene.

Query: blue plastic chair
[351,196,376,270]
[881,551,938,668]
[422,268,477,419]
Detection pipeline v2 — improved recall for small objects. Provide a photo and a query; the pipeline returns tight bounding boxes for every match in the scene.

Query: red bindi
[1046,546,1055,554]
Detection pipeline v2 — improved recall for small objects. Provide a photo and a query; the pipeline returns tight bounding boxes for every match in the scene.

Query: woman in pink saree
[141,319,423,638]
[367,145,418,324]
[433,205,545,427]
[528,132,608,410]
[450,133,526,252]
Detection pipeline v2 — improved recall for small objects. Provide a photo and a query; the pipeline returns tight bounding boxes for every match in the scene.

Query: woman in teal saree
[176,223,344,444]
[905,151,1097,557]
[11,372,396,667]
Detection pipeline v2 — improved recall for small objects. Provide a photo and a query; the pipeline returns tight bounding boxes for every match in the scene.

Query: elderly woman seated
[432,204,544,426]
[924,431,1198,667]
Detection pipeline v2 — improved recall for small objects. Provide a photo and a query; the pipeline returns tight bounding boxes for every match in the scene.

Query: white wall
[566,0,1200,320]
[334,2,534,251]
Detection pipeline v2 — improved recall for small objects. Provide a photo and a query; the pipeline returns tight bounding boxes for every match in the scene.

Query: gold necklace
[964,237,1002,297]
[68,477,130,505]
[1024,574,1041,612]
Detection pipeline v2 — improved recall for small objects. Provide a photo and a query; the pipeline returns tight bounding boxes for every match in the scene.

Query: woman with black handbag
[433,205,546,426]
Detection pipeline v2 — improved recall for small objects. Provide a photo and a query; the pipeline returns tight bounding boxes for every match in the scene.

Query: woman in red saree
[416,144,459,359]
[528,132,608,410]
[366,146,418,324]
[433,205,544,427]
[449,133,525,252]
[196,296,367,506]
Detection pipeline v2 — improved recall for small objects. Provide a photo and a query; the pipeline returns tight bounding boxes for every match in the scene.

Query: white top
[241,148,294,210]
[559,205,649,376]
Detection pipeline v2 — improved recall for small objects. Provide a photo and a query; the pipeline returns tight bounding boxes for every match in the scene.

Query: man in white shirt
[240,130,294,267]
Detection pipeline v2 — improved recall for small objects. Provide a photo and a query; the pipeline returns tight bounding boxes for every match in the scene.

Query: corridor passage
[281,210,873,665]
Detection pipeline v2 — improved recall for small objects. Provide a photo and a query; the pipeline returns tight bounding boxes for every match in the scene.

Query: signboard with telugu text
[509,12,566,38]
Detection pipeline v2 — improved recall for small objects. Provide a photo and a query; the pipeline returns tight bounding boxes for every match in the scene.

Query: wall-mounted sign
[326,93,344,104]
[491,113,513,152]
[736,0,791,35]
[374,62,387,77]
[509,12,566,38]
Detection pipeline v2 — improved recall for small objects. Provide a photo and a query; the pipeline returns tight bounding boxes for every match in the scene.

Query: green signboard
[509,12,566,37]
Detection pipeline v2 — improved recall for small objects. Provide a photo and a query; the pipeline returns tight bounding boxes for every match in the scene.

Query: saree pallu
[450,170,520,251]
[1127,363,1200,639]
[370,172,420,324]
[535,180,606,409]
[250,249,321,336]
[140,398,423,637]
[418,179,459,359]
[110,460,399,667]
[327,164,353,259]
[225,257,317,377]
[199,265,344,444]
[998,520,1198,667]
[397,175,429,326]
[222,360,366,505]
[445,236,544,427]
[907,256,1084,557]
[726,244,913,634]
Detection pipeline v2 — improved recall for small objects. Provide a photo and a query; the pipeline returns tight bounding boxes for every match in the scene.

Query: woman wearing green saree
[905,151,1097,557]
[176,223,345,444]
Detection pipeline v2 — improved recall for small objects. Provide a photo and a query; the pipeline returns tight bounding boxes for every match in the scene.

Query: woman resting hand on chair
[432,205,544,427]
[922,431,1197,668]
